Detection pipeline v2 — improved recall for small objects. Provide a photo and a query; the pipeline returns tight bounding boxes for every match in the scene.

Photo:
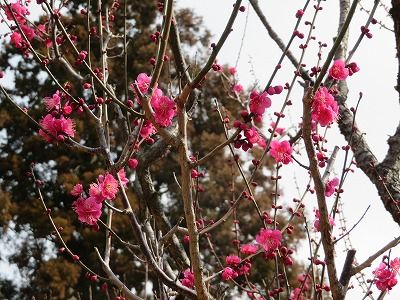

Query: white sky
[1,0,400,299]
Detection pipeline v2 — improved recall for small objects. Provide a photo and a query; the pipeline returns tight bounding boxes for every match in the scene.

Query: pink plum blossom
[256,229,282,252]
[226,255,241,266]
[43,90,61,111]
[52,117,75,137]
[221,267,238,281]
[391,257,400,272]
[10,32,23,48]
[151,95,176,127]
[325,177,339,197]
[135,73,152,93]
[311,87,338,127]
[238,261,251,276]
[312,104,339,127]
[118,169,129,188]
[312,87,334,110]
[140,121,156,138]
[20,24,36,41]
[249,90,271,116]
[5,2,29,23]
[244,127,261,145]
[239,127,266,150]
[70,183,83,196]
[39,114,75,141]
[99,173,119,200]
[269,140,293,164]
[181,269,195,288]
[232,83,243,94]
[240,244,258,255]
[373,262,398,292]
[73,197,102,225]
[88,173,119,202]
[89,182,104,203]
[150,88,163,102]
[329,59,349,80]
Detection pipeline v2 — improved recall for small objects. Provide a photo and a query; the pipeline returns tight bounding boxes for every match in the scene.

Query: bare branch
[94,248,143,300]
[191,0,243,89]
[194,128,241,167]
[339,249,356,289]
[351,236,400,275]
[249,0,313,87]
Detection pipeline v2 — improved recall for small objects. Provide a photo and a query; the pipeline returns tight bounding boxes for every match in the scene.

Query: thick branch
[302,88,342,299]
[177,108,211,299]
[339,249,356,291]
[135,166,190,268]
[116,174,197,299]
[169,12,192,85]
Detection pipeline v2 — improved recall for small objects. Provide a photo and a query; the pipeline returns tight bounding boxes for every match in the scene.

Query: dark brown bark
[333,1,400,227]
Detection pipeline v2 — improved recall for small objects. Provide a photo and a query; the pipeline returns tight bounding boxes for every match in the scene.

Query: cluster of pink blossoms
[4,2,45,52]
[71,170,128,225]
[233,120,266,151]
[39,114,75,142]
[180,269,195,288]
[311,87,339,127]
[291,274,311,300]
[4,2,29,23]
[328,59,359,80]
[255,228,294,266]
[38,90,76,142]
[231,86,285,152]
[311,59,359,127]
[221,255,252,281]
[373,258,400,292]
[132,73,176,127]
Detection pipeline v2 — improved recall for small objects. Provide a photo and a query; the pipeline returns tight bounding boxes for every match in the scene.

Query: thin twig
[334,205,370,244]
